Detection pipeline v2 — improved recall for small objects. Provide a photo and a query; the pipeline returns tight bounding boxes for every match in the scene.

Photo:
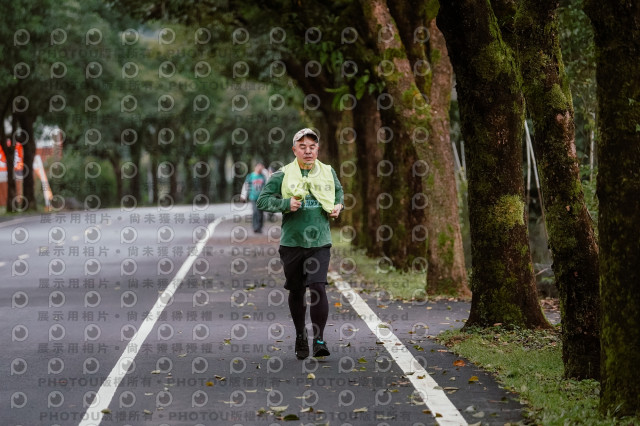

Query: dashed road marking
[78,216,224,426]
[328,271,468,426]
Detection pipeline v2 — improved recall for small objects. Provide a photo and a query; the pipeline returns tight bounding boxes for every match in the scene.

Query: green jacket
[256,165,344,248]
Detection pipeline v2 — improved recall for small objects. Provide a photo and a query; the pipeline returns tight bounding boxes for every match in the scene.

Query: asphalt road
[1,203,525,426]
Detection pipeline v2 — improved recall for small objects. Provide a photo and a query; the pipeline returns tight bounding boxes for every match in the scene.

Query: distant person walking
[241,162,266,233]
[257,128,344,359]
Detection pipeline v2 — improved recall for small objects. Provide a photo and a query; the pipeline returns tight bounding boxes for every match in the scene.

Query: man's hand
[289,197,302,211]
[329,203,343,218]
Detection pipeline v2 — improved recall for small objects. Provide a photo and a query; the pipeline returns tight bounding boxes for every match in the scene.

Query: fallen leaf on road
[282,414,299,421]
[205,381,213,387]
[377,414,395,419]
[453,360,465,367]
[353,407,368,413]
[468,376,479,383]
[101,409,111,414]
[307,373,316,379]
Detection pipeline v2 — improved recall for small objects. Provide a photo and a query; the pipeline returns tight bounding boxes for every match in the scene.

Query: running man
[256,128,344,358]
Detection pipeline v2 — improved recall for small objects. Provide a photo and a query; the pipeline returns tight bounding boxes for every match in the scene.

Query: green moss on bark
[489,195,525,233]
[546,83,570,111]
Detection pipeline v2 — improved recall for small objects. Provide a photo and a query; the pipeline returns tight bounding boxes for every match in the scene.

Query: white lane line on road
[78,216,225,426]
[328,271,468,426]
[0,217,29,229]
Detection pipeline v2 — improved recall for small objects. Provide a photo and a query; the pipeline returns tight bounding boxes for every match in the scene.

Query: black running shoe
[295,331,309,359]
[312,339,330,357]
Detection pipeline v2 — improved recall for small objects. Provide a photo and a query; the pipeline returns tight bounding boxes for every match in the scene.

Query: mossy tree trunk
[584,0,640,416]
[504,0,600,379]
[358,0,426,275]
[359,0,469,296]
[438,0,549,327]
[424,17,469,296]
[387,0,469,296]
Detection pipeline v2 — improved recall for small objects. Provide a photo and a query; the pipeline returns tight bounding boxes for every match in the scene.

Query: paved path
[2,204,527,425]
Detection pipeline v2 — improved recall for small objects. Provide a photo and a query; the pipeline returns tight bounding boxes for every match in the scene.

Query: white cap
[292,128,319,145]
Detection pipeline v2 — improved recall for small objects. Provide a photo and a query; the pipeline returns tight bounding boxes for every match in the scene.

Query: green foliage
[1,0,313,210]
[48,151,118,207]
[558,0,596,161]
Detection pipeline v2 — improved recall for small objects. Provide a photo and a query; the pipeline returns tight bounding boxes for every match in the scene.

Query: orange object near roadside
[0,142,24,172]
[15,143,24,171]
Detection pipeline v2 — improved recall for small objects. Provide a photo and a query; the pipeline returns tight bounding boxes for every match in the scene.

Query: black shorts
[278,244,331,291]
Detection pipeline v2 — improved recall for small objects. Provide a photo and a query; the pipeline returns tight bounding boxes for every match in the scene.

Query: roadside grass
[437,326,639,425]
[330,229,429,300]
[328,228,638,424]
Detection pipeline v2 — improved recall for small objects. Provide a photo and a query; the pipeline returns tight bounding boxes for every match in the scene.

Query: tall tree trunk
[358,0,427,273]
[319,109,341,168]
[213,155,223,202]
[151,155,159,204]
[335,101,358,236]
[183,156,193,204]
[109,154,123,204]
[283,58,341,167]
[584,0,640,416]
[18,114,37,211]
[423,17,469,296]
[198,156,213,202]
[506,0,600,379]
[360,0,469,295]
[168,159,178,203]
[388,0,468,294]
[130,135,142,201]
[353,93,384,255]
[437,0,549,327]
